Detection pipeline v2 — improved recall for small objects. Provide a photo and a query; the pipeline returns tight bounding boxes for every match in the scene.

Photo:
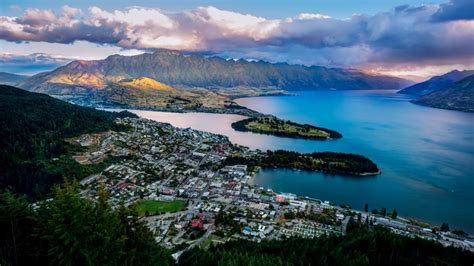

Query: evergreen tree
[391,209,398,219]
[1,183,173,265]
[36,183,124,265]
[441,222,450,232]
[0,192,42,265]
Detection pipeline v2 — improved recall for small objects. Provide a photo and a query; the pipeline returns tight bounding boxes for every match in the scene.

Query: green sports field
[136,200,186,215]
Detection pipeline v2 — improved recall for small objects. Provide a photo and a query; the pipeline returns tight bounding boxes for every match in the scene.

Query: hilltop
[117,77,176,92]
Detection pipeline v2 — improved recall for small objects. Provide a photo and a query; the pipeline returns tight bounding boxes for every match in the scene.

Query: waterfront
[130,90,474,232]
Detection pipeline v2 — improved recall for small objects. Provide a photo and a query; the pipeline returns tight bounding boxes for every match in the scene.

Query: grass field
[136,200,186,215]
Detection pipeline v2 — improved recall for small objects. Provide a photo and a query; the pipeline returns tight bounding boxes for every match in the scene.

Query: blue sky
[0,0,473,78]
[1,0,447,18]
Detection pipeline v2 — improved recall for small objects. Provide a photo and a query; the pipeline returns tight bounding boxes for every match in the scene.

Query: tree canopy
[179,226,474,266]
[0,85,135,199]
[0,183,173,266]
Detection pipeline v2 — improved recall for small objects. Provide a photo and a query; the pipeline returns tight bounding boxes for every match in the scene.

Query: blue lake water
[131,90,474,232]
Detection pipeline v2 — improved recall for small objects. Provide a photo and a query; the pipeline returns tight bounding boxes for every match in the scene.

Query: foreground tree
[1,183,173,265]
[0,193,42,265]
[36,184,126,265]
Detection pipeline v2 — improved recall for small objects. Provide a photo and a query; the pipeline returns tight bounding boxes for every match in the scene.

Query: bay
[129,90,474,232]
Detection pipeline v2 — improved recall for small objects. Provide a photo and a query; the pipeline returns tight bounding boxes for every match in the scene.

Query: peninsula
[224,150,379,176]
[231,116,342,140]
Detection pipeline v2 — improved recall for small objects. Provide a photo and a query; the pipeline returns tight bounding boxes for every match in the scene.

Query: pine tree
[391,209,398,219]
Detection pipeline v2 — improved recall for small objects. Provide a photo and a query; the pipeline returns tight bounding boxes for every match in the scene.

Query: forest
[0,183,173,265]
[179,225,474,266]
[231,116,343,140]
[223,150,380,175]
[0,85,135,200]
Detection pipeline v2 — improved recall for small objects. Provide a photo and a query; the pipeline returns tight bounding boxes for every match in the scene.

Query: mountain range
[413,75,474,112]
[0,72,29,85]
[17,50,411,96]
[6,53,473,113]
[398,70,474,96]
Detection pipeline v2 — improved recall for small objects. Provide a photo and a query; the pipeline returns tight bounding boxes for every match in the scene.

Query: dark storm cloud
[431,0,474,22]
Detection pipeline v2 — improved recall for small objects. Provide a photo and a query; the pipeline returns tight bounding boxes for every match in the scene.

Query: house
[80,174,99,186]
[191,219,204,230]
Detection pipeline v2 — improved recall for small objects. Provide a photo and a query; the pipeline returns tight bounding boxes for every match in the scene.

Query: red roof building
[191,219,204,230]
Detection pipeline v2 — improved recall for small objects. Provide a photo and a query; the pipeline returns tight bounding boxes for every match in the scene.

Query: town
[74,117,474,257]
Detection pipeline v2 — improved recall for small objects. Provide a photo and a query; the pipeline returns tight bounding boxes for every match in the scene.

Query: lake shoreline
[102,89,474,233]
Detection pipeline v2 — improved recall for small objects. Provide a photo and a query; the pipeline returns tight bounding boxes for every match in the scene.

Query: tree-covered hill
[179,226,474,266]
[0,85,135,199]
[413,75,474,112]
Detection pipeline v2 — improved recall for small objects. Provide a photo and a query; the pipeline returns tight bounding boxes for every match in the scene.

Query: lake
[129,90,474,232]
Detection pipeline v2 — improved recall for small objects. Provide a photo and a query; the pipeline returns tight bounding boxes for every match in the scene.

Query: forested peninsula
[232,116,342,140]
[224,150,380,176]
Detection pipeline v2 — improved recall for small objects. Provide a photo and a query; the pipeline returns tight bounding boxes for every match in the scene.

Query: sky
[0,0,473,79]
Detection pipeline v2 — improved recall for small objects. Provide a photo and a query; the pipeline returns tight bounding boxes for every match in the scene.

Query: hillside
[0,72,29,85]
[117,77,176,92]
[18,50,411,95]
[179,227,474,265]
[86,76,258,115]
[0,85,135,199]
[398,70,474,96]
[413,75,474,112]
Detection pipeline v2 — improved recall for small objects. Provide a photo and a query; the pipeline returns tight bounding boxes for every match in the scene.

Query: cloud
[9,5,22,12]
[0,2,472,70]
[62,5,83,17]
[431,0,474,22]
[0,53,72,74]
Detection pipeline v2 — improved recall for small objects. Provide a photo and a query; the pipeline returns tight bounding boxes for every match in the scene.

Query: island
[224,149,380,176]
[231,116,342,140]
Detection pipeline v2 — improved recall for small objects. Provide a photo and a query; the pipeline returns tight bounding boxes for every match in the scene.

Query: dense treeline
[231,117,343,139]
[267,150,379,175]
[0,85,135,199]
[179,226,474,266]
[0,183,173,266]
[223,150,379,175]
